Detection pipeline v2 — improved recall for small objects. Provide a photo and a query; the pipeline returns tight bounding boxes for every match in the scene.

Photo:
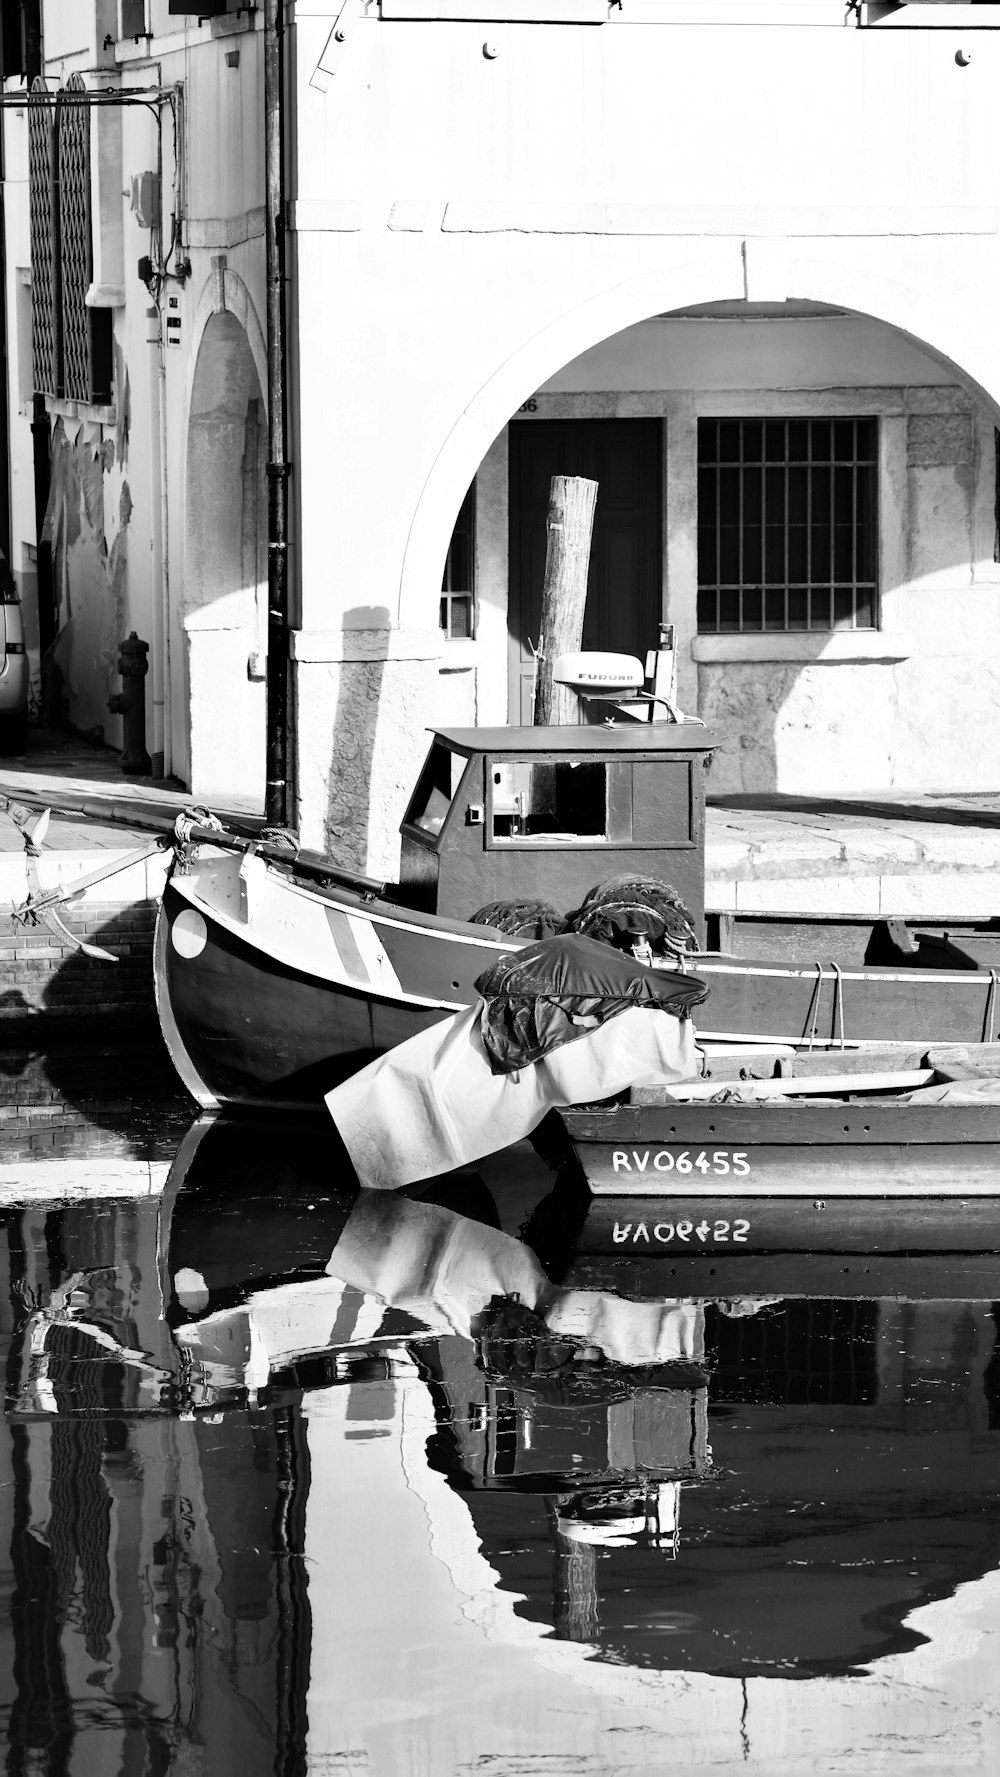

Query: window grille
[440,481,476,639]
[708,1299,879,1407]
[28,77,58,397]
[697,417,878,633]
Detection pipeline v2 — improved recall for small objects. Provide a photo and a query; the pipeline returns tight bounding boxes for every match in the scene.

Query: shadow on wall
[323,606,391,872]
[43,416,132,742]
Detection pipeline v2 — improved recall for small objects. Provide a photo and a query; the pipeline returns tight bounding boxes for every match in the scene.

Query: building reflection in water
[2,1113,1000,1769]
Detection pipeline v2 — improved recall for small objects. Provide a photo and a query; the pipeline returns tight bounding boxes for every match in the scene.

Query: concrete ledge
[707,867,1000,920]
[693,631,918,664]
[0,1161,169,1203]
[0,849,171,912]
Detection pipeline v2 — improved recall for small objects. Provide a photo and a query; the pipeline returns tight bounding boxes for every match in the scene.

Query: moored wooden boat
[156,720,721,1108]
[154,718,1000,1111]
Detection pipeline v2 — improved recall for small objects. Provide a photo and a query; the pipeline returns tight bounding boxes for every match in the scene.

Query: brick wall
[0,1041,194,1163]
[0,897,159,1036]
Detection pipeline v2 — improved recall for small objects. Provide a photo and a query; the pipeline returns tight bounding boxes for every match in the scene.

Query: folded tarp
[325,998,699,1192]
[899,1077,1000,1105]
[325,1189,705,1367]
[173,1188,706,1398]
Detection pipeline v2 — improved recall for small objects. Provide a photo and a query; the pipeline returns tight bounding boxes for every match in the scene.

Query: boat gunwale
[171,843,526,948]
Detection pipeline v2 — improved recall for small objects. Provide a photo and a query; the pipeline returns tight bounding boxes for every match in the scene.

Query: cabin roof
[431,724,719,756]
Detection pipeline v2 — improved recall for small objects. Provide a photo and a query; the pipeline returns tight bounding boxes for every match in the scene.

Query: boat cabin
[399,724,718,939]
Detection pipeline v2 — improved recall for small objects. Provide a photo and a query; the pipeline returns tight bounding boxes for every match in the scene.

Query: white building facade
[2,0,269,808]
[6,2,1000,873]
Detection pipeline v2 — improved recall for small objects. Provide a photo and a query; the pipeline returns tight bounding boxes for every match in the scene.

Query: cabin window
[403,741,466,838]
[440,481,476,640]
[490,760,614,844]
[488,754,694,849]
[697,417,878,633]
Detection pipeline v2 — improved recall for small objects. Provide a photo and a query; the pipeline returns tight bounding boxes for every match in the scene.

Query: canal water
[1,1043,1000,1775]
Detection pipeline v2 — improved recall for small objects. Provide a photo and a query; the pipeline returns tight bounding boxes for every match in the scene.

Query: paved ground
[707,789,1000,920]
[0,729,250,851]
[3,729,1000,921]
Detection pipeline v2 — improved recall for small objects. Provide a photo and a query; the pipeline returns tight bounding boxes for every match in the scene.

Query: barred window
[697,417,878,634]
[28,76,112,406]
[440,481,476,639]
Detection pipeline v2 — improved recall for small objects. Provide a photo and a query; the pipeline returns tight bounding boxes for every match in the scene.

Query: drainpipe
[22,1,55,668]
[264,0,290,827]
[155,319,171,776]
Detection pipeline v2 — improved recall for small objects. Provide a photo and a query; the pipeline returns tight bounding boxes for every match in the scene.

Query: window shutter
[56,76,94,404]
[28,77,58,397]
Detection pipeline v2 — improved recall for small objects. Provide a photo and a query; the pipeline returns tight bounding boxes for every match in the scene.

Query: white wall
[3,6,268,796]
[288,7,1000,868]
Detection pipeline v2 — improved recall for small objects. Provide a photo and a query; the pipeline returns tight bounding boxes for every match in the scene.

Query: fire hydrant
[109,631,152,776]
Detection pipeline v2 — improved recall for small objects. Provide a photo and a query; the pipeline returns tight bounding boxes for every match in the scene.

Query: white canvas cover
[325,1001,698,1192]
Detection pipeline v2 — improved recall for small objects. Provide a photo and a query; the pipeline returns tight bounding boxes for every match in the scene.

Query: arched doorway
[423,275,1000,795]
[180,306,267,807]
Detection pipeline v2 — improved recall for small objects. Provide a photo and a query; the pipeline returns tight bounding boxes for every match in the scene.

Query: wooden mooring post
[533,475,598,725]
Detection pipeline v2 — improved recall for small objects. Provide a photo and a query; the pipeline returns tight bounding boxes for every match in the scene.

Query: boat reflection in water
[6,1114,1000,1770]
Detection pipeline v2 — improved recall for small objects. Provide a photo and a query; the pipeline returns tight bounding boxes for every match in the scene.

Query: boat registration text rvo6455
[611,1148,751,1176]
[612,1215,751,1246]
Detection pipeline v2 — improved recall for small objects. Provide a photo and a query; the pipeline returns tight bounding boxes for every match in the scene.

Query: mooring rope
[831,960,846,1049]
[802,961,847,1050]
[803,962,825,1050]
[983,968,1000,1044]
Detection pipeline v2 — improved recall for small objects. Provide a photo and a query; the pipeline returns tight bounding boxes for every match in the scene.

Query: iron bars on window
[697,416,878,634]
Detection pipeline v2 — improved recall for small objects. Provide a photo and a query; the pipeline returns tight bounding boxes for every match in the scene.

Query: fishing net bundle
[469,876,697,958]
[473,1295,710,1406]
[468,899,566,939]
[565,875,698,957]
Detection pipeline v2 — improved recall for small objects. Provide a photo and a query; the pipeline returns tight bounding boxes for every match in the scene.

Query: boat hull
[155,842,1000,1111]
[155,855,516,1109]
[692,955,1000,1046]
[559,1100,1000,1254]
[557,1249,1000,1300]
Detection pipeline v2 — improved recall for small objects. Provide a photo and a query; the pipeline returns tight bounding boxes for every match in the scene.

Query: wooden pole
[550,1523,602,1643]
[533,475,598,725]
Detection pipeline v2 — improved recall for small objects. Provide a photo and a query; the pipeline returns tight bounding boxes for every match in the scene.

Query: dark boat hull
[558,1099,1000,1254]
[156,843,1000,1110]
[155,859,515,1109]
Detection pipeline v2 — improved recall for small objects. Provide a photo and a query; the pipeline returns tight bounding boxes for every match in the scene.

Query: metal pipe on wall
[264,0,290,828]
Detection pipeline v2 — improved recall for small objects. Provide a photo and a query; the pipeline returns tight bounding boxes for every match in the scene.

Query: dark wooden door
[508,418,662,722]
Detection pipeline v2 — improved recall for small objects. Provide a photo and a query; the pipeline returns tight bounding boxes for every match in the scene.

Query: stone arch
[396,250,1000,635]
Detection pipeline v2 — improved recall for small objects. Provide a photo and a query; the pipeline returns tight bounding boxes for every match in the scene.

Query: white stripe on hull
[167,849,511,1010]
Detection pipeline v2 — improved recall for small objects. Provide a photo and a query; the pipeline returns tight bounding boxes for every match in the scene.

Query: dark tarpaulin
[474,932,709,1076]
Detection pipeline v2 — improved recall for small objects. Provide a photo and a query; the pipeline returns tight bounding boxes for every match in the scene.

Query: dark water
[2,1046,1000,1774]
